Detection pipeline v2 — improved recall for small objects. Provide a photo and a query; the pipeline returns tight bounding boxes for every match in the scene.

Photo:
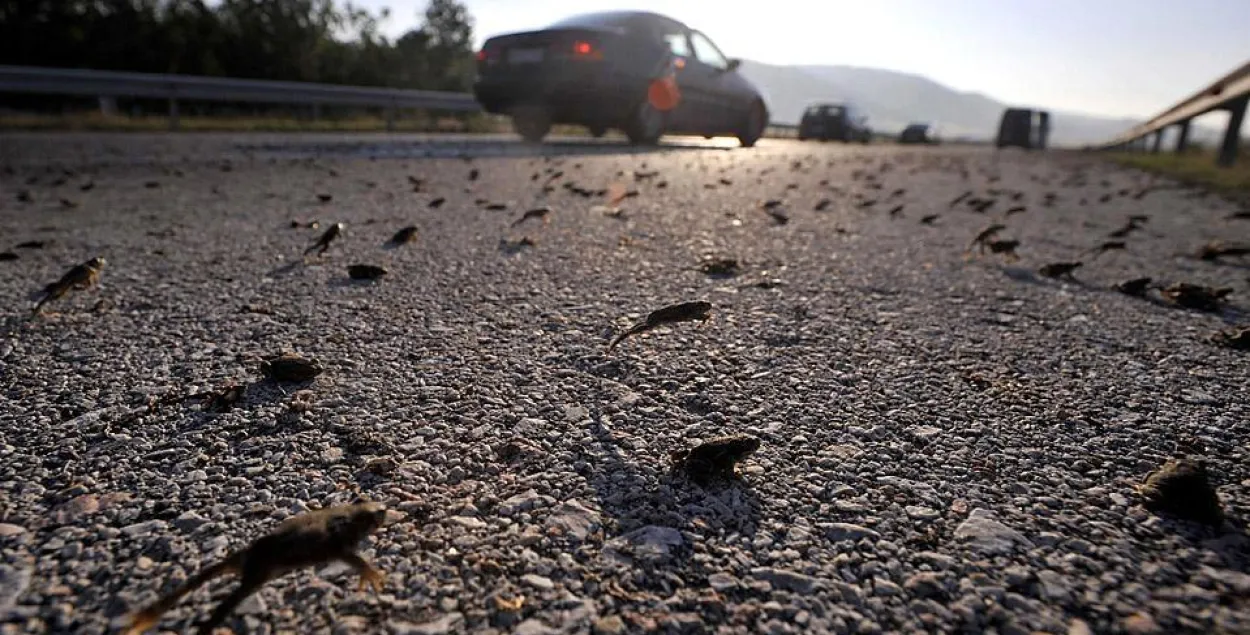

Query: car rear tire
[624,101,665,146]
[737,101,767,148]
[512,107,552,143]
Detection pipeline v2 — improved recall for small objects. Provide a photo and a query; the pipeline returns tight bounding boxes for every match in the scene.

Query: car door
[684,30,737,133]
[657,29,701,132]
[840,104,857,139]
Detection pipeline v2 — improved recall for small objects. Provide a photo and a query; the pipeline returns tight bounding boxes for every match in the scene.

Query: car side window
[663,32,690,58]
[689,31,728,70]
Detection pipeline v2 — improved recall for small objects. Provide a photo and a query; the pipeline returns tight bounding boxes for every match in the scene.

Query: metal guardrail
[766,123,799,137]
[1092,59,1250,166]
[0,64,479,130]
[0,64,803,140]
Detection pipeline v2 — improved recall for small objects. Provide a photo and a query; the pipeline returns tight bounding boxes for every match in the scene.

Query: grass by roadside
[1108,151,1250,203]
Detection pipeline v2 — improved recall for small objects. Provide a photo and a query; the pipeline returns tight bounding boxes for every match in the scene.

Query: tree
[415,0,474,92]
[0,0,481,113]
[421,0,472,51]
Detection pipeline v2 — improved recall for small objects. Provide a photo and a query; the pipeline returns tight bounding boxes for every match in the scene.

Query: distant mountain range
[739,60,1219,147]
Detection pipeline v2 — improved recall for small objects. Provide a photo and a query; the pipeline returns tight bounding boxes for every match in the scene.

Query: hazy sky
[355,0,1250,119]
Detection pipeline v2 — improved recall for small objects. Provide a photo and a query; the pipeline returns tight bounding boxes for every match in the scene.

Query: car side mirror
[724,58,741,72]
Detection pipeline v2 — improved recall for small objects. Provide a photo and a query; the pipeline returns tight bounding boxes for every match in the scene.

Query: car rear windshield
[548,13,626,28]
[547,12,679,40]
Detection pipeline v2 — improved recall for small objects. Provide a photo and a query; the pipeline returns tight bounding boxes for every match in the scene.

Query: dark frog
[260,353,324,383]
[1136,458,1223,526]
[671,434,761,486]
[348,264,387,280]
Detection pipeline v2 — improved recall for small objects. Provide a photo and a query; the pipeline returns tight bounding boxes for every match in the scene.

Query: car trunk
[477,28,623,78]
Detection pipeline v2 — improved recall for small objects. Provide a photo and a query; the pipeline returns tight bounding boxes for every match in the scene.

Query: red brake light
[573,41,593,55]
[476,49,488,61]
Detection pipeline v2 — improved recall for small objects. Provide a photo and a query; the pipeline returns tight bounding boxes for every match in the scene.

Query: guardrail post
[168,98,180,131]
[1175,119,1190,153]
[98,96,117,117]
[1217,95,1247,167]
[385,105,396,132]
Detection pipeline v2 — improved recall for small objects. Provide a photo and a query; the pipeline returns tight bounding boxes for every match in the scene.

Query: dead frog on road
[1160,283,1233,312]
[670,434,762,486]
[607,301,712,353]
[1038,261,1083,281]
[125,501,389,635]
[305,223,345,256]
[1136,458,1224,526]
[31,256,106,316]
[260,353,323,383]
[1210,326,1250,351]
[1114,277,1153,297]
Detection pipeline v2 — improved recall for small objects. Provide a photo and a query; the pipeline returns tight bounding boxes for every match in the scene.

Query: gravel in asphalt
[0,132,1248,634]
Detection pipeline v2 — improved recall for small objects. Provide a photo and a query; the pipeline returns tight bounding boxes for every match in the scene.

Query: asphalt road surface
[1,132,1248,635]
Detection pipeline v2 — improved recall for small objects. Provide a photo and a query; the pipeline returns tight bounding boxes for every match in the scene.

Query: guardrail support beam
[168,98,180,131]
[1175,119,1190,153]
[1217,95,1247,167]
[98,96,117,117]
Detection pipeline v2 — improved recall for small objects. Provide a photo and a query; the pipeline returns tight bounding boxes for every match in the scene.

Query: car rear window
[546,12,643,34]
[547,12,680,42]
[549,13,624,28]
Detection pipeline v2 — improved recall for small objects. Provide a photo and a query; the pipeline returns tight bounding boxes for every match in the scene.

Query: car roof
[547,11,689,33]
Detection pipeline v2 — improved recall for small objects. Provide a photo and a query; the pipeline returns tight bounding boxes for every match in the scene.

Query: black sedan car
[898,123,937,144]
[473,11,769,146]
[797,103,872,143]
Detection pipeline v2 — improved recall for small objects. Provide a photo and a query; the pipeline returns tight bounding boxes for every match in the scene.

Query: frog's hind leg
[196,573,267,635]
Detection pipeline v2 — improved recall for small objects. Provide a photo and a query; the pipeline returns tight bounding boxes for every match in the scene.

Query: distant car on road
[473,11,769,147]
[898,123,937,145]
[996,108,1050,149]
[797,103,872,143]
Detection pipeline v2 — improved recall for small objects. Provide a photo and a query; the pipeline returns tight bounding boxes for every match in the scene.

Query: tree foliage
[0,0,476,91]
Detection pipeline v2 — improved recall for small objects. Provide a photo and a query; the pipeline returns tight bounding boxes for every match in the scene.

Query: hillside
[738,61,1206,147]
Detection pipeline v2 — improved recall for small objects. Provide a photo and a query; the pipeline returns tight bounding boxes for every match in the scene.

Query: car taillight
[570,40,603,60]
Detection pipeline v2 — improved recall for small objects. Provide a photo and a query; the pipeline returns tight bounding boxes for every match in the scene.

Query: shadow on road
[238,135,739,161]
[584,410,762,536]
[995,264,1248,325]
[570,358,762,551]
